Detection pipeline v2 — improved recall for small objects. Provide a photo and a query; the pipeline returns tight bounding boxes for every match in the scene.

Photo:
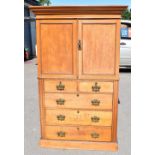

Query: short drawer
[44,93,113,110]
[79,81,113,93]
[44,80,77,93]
[45,109,112,126]
[44,125,112,142]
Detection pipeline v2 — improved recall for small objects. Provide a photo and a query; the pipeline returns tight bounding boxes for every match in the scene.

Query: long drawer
[45,109,112,126]
[79,81,113,93]
[44,125,112,142]
[44,93,113,110]
[44,80,77,93]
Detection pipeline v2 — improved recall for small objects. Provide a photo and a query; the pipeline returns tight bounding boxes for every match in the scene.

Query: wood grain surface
[44,125,111,142]
[44,93,113,110]
[45,109,112,126]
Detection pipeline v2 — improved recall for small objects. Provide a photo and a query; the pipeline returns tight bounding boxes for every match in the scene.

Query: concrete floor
[24,58,131,155]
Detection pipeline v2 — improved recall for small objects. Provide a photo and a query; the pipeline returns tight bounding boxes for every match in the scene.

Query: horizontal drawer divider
[45,123,112,127]
[45,138,112,142]
[40,139,114,143]
[45,124,112,128]
[43,107,113,111]
[44,92,114,94]
[38,77,116,81]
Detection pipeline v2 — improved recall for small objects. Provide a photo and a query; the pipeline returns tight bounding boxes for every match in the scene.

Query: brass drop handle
[91,116,100,122]
[56,81,65,91]
[91,99,100,106]
[92,82,101,92]
[57,131,66,137]
[91,132,99,138]
[57,115,65,121]
[56,98,65,105]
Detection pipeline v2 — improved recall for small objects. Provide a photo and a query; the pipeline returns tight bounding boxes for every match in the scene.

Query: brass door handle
[92,82,101,92]
[91,132,99,138]
[57,115,65,121]
[91,99,100,106]
[56,98,65,105]
[56,81,65,91]
[78,40,82,50]
[57,131,66,137]
[91,116,100,122]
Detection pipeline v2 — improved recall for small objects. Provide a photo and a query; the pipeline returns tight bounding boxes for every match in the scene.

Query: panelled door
[78,20,120,79]
[37,19,120,79]
[38,20,77,79]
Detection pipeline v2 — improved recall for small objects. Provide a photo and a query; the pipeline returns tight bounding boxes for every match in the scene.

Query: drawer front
[45,125,111,142]
[79,81,113,93]
[44,80,77,93]
[45,93,113,110]
[45,109,112,126]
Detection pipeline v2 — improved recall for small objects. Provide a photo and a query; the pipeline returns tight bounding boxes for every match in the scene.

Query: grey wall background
[24,6,32,55]
[30,11,36,56]
[24,0,40,57]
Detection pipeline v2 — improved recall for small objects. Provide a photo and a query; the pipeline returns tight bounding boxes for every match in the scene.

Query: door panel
[78,20,119,79]
[39,20,77,78]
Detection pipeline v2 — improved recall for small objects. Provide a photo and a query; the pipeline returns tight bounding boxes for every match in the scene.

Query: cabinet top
[29,6,127,15]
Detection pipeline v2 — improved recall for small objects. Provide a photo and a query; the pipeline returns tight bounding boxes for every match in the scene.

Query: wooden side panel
[44,125,111,142]
[44,93,113,110]
[38,79,45,138]
[111,81,119,142]
[39,20,77,78]
[36,20,41,77]
[115,20,121,77]
[45,109,112,126]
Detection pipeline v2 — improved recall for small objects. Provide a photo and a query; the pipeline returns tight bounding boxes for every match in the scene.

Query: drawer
[45,109,112,126]
[45,125,111,142]
[45,93,113,110]
[79,81,113,93]
[44,80,77,93]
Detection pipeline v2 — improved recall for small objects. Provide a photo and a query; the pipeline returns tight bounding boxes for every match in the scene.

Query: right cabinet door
[78,20,120,80]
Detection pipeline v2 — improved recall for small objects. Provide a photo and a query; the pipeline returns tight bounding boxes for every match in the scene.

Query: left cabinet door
[37,20,77,79]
